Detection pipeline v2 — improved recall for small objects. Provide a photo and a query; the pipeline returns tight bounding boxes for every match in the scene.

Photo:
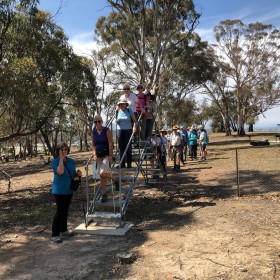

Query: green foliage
[95,0,201,93]
[0,1,98,153]
[211,20,280,135]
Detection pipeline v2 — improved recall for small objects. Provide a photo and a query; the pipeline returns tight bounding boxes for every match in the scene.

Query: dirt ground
[1,134,280,280]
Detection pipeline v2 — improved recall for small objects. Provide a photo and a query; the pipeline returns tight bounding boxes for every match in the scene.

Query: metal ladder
[84,123,167,229]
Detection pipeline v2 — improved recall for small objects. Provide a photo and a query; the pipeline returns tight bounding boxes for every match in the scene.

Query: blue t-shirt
[199,131,207,145]
[188,131,198,145]
[117,108,134,130]
[51,157,76,195]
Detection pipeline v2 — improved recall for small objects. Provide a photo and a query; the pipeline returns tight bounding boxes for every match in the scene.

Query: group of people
[161,124,208,172]
[49,82,208,243]
[49,82,157,243]
[115,83,157,168]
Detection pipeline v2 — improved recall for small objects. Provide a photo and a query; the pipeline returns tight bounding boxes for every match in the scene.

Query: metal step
[94,198,125,207]
[111,166,137,172]
[87,212,121,219]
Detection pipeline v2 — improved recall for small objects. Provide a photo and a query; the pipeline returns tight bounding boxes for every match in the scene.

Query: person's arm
[106,128,114,162]
[131,111,137,132]
[56,154,65,175]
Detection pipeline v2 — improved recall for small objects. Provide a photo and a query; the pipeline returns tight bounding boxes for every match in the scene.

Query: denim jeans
[52,194,73,237]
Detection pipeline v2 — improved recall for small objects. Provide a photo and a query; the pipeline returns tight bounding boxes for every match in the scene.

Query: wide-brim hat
[172,125,178,130]
[117,96,129,106]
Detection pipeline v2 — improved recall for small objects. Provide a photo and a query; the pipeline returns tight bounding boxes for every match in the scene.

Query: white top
[171,131,182,146]
[122,92,138,113]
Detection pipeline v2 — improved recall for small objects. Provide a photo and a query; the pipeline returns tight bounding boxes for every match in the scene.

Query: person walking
[199,125,208,160]
[188,126,198,160]
[91,115,119,203]
[171,125,183,172]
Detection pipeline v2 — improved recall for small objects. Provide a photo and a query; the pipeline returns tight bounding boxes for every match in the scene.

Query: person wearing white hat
[171,125,183,172]
[116,96,137,168]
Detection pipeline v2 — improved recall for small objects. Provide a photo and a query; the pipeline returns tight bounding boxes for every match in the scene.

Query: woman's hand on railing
[133,124,137,133]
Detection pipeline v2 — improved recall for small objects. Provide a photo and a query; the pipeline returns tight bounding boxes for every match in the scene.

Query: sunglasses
[61,148,68,151]
[94,120,102,123]
[123,88,130,90]
[137,87,143,90]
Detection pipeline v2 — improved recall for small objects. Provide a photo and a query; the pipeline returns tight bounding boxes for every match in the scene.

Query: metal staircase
[82,117,167,234]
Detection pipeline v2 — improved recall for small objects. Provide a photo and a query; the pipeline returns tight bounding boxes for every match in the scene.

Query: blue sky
[38,0,280,127]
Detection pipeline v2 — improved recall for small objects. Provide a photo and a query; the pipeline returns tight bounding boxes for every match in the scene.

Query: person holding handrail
[116,96,137,168]
[91,115,119,203]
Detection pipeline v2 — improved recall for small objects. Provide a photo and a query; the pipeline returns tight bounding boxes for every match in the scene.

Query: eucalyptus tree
[212,20,280,135]
[0,2,98,152]
[202,64,235,136]
[95,0,200,95]
[158,32,217,126]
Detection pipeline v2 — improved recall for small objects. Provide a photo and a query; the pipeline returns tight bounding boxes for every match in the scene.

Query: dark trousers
[118,129,133,167]
[189,144,198,159]
[145,118,154,140]
[52,194,73,237]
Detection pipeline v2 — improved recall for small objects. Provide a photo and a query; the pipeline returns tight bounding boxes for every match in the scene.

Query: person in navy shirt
[91,115,118,202]
[51,142,82,243]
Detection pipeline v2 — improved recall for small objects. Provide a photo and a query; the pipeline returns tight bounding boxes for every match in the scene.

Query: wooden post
[236,149,240,197]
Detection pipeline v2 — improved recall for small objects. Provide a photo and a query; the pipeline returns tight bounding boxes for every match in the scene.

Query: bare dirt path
[1,136,280,280]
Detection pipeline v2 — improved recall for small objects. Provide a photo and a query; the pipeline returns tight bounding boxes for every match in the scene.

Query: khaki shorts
[96,156,110,173]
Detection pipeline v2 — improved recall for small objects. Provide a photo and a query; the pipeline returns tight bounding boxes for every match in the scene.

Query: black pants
[189,144,198,159]
[52,194,73,237]
[118,129,133,167]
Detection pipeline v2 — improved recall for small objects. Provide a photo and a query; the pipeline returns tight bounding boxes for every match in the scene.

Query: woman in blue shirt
[116,96,137,168]
[51,142,82,243]
[188,126,198,160]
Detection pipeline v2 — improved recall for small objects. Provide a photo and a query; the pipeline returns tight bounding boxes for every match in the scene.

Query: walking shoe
[101,193,108,203]
[51,236,62,243]
[152,172,160,179]
[114,179,120,191]
[60,231,74,238]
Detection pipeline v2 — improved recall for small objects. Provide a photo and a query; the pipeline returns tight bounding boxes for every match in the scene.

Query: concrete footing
[73,221,133,236]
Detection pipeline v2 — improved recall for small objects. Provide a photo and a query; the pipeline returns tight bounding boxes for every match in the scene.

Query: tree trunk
[40,128,55,158]
[221,114,232,136]
[248,124,254,132]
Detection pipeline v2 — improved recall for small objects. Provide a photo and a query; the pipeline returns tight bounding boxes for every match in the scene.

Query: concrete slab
[73,221,133,236]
